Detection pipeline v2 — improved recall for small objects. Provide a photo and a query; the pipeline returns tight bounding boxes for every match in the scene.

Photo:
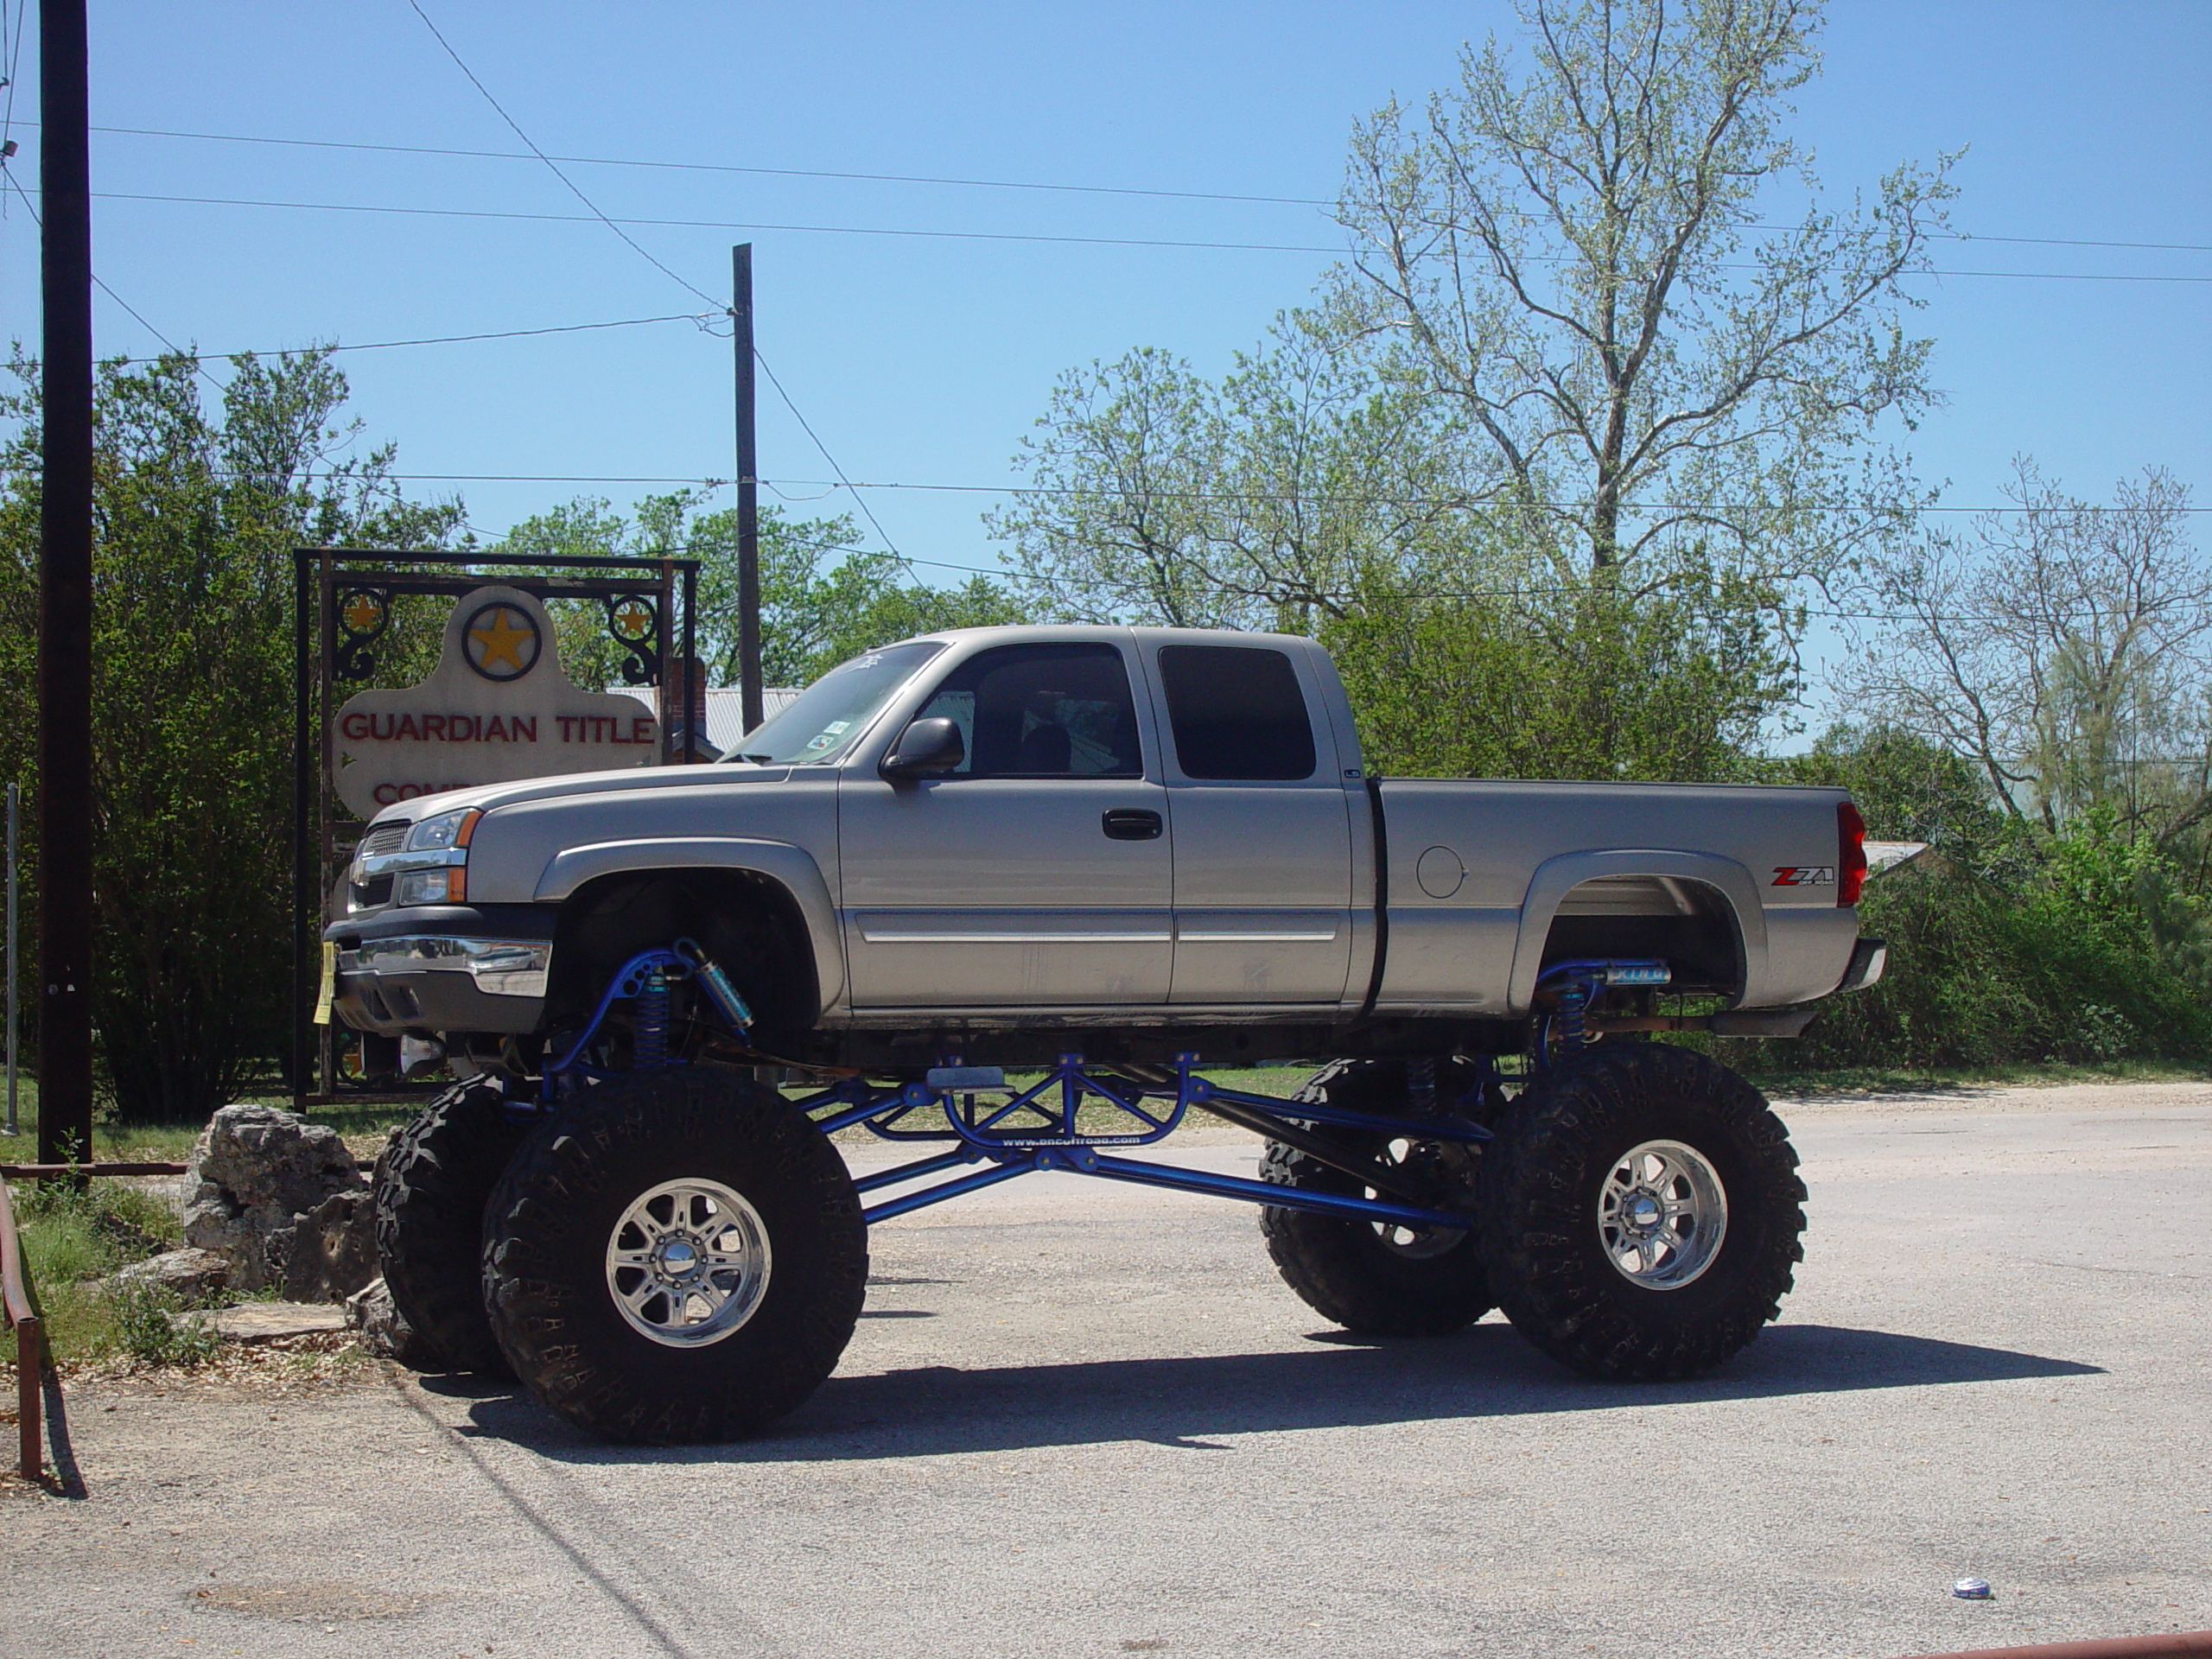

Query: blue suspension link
[794,1052,1493,1230]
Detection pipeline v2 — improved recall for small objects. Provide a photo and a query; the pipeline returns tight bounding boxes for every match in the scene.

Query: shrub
[104,1281,220,1369]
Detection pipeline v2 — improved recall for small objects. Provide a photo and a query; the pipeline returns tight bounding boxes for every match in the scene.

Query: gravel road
[9,1079,2209,1659]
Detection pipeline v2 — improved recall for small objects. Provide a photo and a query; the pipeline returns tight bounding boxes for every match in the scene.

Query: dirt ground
[7,1077,2209,1659]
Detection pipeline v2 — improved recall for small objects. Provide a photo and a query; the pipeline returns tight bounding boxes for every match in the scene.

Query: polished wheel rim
[604,1178,772,1347]
[1597,1140,1726,1289]
[1371,1137,1467,1259]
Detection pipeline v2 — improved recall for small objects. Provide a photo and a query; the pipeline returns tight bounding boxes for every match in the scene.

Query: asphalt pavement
[10,1080,2210,1659]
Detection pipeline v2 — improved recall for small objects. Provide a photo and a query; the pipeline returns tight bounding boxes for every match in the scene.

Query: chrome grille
[359,821,410,861]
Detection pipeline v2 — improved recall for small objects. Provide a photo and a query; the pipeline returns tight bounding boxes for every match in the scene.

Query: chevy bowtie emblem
[463,601,543,682]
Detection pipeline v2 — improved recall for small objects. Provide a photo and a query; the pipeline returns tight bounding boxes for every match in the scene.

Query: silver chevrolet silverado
[327,626,1885,1444]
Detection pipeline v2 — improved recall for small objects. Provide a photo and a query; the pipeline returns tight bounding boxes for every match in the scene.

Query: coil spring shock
[1549,976,1592,1064]
[1407,1056,1439,1116]
[632,966,671,1068]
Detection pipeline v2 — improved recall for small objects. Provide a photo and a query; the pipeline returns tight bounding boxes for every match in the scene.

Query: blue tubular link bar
[802,1052,1485,1231]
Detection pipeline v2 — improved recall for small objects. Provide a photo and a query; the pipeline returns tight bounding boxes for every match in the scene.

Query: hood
[362,760,798,831]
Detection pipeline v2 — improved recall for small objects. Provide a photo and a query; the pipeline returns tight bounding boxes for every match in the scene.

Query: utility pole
[732,244,763,734]
[37,0,96,1170]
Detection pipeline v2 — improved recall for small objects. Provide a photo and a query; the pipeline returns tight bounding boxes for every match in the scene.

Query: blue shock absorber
[632,966,671,1068]
[1535,958,1669,1070]
[1552,976,1591,1056]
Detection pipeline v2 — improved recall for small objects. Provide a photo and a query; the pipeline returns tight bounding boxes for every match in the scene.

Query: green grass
[3,1074,419,1166]
[2,1176,205,1367]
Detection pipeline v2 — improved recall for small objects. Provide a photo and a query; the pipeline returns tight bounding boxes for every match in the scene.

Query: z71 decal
[1772,866,1836,887]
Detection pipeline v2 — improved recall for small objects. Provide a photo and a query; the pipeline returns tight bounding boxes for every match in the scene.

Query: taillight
[1837,800,1868,906]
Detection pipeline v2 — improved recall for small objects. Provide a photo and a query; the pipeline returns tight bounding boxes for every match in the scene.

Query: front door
[838,639,1174,1008]
[1144,640,1356,1004]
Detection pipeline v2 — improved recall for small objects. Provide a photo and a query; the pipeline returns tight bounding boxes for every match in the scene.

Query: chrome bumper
[337,935,553,998]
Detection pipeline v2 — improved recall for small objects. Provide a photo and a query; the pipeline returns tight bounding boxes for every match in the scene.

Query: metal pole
[291,552,313,1103]
[5,780,18,1136]
[732,245,763,734]
[682,560,699,764]
[36,0,96,1171]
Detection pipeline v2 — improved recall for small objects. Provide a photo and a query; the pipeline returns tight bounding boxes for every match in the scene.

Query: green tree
[492,490,1022,691]
[990,315,1471,632]
[1841,461,2209,842]
[1332,0,1951,585]
[0,349,463,1119]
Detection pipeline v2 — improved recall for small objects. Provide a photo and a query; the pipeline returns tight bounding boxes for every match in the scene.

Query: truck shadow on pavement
[423,1320,2101,1464]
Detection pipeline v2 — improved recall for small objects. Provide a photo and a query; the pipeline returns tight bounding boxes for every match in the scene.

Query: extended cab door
[1141,639,1357,1004]
[837,638,1174,1008]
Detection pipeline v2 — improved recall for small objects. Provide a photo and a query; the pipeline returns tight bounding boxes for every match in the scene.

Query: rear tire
[374,1081,532,1374]
[1259,1058,1496,1337]
[1478,1045,1804,1382]
[481,1070,867,1444]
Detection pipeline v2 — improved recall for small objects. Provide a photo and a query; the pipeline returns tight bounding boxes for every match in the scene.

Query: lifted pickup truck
[329,625,1885,1443]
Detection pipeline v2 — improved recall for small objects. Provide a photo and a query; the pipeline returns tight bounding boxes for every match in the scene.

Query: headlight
[406,809,479,852]
[394,867,464,906]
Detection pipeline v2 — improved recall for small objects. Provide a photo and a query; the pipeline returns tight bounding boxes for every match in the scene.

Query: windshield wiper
[737,752,776,765]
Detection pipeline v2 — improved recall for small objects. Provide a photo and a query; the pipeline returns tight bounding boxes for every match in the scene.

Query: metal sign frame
[291,547,701,1106]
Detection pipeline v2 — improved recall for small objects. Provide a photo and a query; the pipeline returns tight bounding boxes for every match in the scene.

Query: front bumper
[324,904,556,1036]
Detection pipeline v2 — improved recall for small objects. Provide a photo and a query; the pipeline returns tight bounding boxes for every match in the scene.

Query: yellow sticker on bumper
[314,940,336,1027]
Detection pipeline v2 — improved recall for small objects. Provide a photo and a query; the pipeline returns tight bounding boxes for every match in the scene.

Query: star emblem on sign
[341,591,385,635]
[611,599,654,641]
[462,601,543,682]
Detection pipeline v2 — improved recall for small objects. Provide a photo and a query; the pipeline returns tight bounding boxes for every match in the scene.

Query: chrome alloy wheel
[1371,1137,1470,1260]
[1596,1140,1727,1290]
[604,1179,772,1348]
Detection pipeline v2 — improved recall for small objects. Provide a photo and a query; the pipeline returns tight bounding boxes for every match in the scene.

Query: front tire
[481,1070,867,1444]
[374,1081,533,1374]
[1477,1045,1804,1382]
[1259,1058,1497,1337]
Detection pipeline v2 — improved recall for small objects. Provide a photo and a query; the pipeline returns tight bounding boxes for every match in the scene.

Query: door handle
[1101,808,1164,841]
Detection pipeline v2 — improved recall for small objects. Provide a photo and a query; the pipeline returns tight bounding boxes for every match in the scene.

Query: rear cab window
[1155,644,1317,781]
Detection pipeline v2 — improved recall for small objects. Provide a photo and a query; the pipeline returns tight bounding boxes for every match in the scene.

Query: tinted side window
[1157,645,1317,781]
[912,643,1142,778]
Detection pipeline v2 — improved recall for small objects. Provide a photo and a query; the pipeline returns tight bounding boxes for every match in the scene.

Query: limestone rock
[280,1189,380,1304]
[345,1277,438,1369]
[181,1103,367,1294]
[111,1247,231,1305]
[194,1301,349,1343]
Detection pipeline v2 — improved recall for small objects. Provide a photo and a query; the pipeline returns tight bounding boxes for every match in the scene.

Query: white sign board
[331,583,661,818]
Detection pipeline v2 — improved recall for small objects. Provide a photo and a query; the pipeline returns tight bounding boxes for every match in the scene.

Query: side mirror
[880,716,965,780]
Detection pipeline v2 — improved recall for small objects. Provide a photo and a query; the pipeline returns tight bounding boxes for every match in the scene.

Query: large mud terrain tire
[375,1082,533,1374]
[1478,1045,1804,1382]
[481,1070,868,1444]
[1258,1058,1496,1337]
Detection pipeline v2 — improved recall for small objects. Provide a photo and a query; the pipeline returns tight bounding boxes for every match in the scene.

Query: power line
[394,10,911,582]
[0,170,227,392]
[759,476,2212,512]
[56,188,2212,282]
[194,463,2212,516]
[34,118,2212,256]
[402,0,720,311]
[119,311,717,364]
[753,347,915,578]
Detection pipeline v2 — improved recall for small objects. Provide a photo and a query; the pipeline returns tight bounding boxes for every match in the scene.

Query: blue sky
[2,1,2207,718]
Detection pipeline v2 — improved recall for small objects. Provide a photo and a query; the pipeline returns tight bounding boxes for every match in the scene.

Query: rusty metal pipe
[0,1177,41,1480]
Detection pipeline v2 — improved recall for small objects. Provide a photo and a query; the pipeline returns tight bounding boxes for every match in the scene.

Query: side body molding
[1505,849,1769,1014]
[534,836,847,1014]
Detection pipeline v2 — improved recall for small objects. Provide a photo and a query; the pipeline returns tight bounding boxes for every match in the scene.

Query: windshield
[722,640,947,766]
